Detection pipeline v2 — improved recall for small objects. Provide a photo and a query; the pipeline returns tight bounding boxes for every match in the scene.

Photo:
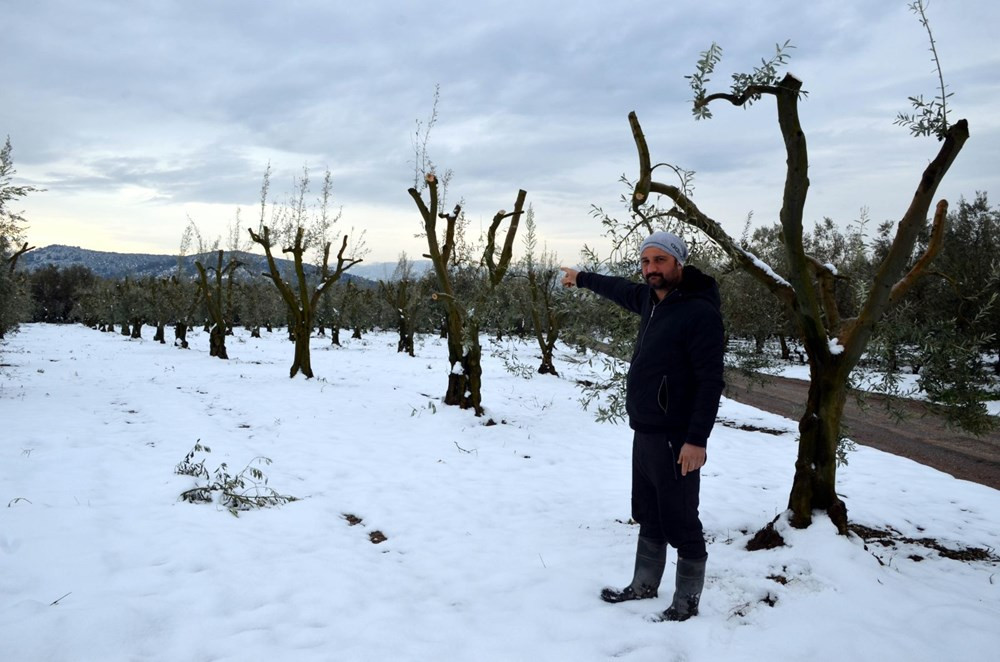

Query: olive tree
[627,10,968,533]
[408,173,527,416]
[378,254,425,356]
[248,165,364,378]
[519,205,564,376]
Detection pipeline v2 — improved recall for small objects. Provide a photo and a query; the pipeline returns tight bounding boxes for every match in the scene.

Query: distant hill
[16,245,428,284]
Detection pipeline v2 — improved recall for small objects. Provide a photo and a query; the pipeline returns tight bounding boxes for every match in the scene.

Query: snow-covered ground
[1,324,998,662]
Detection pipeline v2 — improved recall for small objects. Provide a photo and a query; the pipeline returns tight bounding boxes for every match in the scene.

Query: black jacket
[577,265,725,446]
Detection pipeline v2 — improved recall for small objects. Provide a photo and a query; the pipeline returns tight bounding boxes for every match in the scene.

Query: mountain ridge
[16,244,429,283]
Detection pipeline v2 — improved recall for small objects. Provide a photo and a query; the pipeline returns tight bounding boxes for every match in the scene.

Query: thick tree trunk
[533,329,559,376]
[445,346,484,415]
[130,321,142,339]
[537,335,559,376]
[779,335,791,361]
[174,323,189,349]
[289,319,313,378]
[153,323,165,344]
[396,315,415,356]
[528,300,560,377]
[352,326,362,340]
[537,357,558,376]
[787,365,849,533]
[440,312,484,416]
[291,336,312,378]
[120,323,130,337]
[445,371,469,408]
[209,324,228,359]
[444,331,484,415]
[466,339,483,416]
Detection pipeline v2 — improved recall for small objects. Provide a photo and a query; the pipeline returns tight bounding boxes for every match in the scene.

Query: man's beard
[645,271,680,291]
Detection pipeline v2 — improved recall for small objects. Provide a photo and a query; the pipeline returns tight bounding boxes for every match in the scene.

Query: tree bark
[289,317,313,378]
[788,359,849,532]
[537,355,558,376]
[209,324,228,359]
[174,322,189,349]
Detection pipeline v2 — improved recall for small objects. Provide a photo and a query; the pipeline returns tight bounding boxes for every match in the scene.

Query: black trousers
[631,430,707,560]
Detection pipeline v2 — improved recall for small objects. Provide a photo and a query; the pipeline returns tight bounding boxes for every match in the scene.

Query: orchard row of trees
[17,247,564,359]
[13,189,1000,399]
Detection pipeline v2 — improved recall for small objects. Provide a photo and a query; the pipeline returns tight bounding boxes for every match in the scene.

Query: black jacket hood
[671,265,721,310]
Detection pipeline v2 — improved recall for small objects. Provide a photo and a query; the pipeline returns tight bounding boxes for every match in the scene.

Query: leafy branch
[176,442,299,516]
[686,41,801,119]
[894,0,952,139]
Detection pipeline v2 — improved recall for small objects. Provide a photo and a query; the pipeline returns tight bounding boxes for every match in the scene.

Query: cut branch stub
[888,198,948,307]
[485,189,527,287]
[628,111,652,212]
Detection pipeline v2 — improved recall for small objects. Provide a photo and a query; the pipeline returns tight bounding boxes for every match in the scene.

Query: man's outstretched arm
[560,266,646,315]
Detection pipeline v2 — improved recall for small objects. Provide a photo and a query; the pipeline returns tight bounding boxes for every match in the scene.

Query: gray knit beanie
[639,231,688,265]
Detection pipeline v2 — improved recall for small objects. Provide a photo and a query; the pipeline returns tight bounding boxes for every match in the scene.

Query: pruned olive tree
[194,250,241,358]
[248,165,364,378]
[186,219,242,359]
[520,205,564,376]
[627,8,968,533]
[408,173,527,416]
[378,253,424,357]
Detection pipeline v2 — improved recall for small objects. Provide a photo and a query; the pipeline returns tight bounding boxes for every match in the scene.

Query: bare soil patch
[724,371,1000,491]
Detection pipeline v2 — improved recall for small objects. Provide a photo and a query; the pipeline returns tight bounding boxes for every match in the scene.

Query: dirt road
[723,372,1000,491]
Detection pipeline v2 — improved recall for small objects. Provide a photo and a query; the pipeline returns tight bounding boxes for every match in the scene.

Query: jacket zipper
[635,299,660,355]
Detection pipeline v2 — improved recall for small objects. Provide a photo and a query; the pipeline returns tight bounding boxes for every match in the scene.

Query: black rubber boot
[654,555,707,621]
[600,537,667,603]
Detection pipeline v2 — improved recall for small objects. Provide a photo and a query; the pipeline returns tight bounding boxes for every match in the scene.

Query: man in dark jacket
[560,231,725,621]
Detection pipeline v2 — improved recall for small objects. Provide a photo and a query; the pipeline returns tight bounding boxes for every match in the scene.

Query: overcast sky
[7,0,999,264]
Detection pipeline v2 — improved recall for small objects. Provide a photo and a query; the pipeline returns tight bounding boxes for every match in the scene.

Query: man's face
[640,246,683,291]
